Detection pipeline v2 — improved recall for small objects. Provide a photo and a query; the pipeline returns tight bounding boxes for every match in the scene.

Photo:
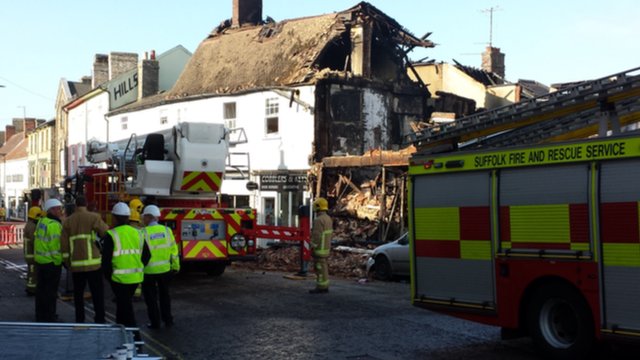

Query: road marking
[0,258,27,273]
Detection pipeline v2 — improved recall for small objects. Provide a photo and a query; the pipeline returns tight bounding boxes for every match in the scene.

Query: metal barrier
[0,224,24,247]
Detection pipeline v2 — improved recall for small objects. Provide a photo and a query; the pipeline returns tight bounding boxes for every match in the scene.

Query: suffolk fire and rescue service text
[474,141,627,168]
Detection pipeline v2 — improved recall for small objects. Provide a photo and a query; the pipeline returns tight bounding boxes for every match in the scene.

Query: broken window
[315,32,350,71]
[224,102,237,129]
[265,98,279,135]
[329,90,363,155]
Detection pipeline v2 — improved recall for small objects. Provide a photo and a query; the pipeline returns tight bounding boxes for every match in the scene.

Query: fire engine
[68,122,260,275]
[406,66,640,358]
[409,135,640,358]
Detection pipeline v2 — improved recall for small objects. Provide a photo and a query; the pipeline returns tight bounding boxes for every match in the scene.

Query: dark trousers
[110,281,139,327]
[26,264,37,294]
[142,272,174,326]
[35,263,61,322]
[72,269,105,323]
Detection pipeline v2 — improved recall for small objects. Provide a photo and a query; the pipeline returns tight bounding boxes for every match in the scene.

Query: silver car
[366,232,410,280]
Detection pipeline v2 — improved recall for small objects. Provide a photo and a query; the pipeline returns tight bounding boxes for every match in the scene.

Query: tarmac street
[0,246,633,359]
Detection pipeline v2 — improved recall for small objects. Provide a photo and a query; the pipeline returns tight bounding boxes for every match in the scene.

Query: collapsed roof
[168,1,433,99]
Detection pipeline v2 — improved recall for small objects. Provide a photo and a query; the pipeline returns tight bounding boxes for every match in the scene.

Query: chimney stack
[81,76,92,85]
[232,0,262,27]
[92,54,109,88]
[482,46,505,79]
[108,52,138,81]
[138,58,160,100]
[5,125,16,142]
[0,131,6,146]
[12,118,24,133]
[24,118,37,132]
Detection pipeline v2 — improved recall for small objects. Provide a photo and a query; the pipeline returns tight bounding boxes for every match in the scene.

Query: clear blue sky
[1,0,638,127]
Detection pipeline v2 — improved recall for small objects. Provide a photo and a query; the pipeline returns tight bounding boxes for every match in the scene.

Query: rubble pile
[234,246,370,279]
[331,217,378,244]
[327,171,405,244]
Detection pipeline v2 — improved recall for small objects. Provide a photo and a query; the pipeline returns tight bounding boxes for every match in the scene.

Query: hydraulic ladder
[406,66,640,153]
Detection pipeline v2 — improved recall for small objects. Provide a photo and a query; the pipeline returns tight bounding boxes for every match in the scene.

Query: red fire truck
[68,122,277,275]
[409,135,640,358]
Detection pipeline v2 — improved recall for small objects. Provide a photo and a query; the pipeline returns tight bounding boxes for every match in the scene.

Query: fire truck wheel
[526,283,594,359]
[374,255,392,281]
[206,264,226,277]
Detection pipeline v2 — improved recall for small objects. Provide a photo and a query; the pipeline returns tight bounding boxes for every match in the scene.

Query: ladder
[406,66,640,152]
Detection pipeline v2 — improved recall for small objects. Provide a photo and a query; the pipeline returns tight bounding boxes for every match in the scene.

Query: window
[160,116,168,125]
[121,116,128,130]
[265,98,279,135]
[223,102,236,129]
[232,195,250,208]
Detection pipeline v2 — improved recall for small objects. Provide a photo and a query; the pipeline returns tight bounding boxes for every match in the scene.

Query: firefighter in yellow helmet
[24,206,45,295]
[129,199,143,228]
[128,198,144,300]
[309,198,333,294]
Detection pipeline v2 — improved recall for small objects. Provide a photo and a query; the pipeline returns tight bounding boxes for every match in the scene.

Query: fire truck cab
[409,135,640,358]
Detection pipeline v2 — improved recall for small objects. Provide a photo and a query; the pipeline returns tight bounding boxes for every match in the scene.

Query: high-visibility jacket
[23,219,38,265]
[61,207,109,272]
[143,223,180,274]
[34,216,65,265]
[108,225,144,284]
[311,212,333,258]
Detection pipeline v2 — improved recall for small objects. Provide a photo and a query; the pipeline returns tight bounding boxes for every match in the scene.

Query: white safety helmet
[112,202,131,216]
[44,198,63,212]
[142,205,161,218]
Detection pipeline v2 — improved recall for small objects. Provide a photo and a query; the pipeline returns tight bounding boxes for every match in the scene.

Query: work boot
[309,288,329,294]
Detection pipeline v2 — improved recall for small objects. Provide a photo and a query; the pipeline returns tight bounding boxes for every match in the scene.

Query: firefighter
[141,205,179,329]
[60,195,109,323]
[129,198,143,228]
[101,202,150,328]
[24,206,44,296]
[34,198,66,322]
[309,198,333,294]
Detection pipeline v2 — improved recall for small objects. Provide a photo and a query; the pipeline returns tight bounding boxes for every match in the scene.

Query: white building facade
[106,86,316,227]
[63,47,191,178]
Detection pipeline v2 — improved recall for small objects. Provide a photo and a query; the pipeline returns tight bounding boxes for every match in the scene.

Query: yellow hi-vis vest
[313,229,333,257]
[143,224,180,274]
[69,231,101,270]
[108,225,144,284]
[34,217,65,265]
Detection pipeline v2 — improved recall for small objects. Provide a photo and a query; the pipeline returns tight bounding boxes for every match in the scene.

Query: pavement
[1,245,637,360]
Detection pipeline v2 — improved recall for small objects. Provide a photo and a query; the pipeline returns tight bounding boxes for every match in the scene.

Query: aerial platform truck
[70,122,310,275]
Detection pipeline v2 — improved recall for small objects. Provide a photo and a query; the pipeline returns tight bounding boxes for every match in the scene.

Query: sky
[1,0,638,127]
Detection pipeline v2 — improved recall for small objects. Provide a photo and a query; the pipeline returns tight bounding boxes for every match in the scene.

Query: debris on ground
[233,245,370,279]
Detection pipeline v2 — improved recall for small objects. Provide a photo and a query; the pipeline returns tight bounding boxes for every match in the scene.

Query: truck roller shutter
[413,171,495,306]
[600,159,640,332]
[499,164,589,253]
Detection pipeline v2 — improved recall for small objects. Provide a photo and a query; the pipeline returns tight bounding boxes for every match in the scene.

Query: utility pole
[17,106,26,121]
[481,6,502,47]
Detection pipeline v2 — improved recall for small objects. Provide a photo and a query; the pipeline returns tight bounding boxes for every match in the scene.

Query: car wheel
[374,255,392,281]
[526,283,594,359]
